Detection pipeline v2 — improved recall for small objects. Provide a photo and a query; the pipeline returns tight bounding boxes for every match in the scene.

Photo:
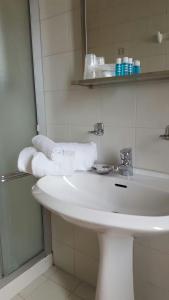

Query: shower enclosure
[0,0,47,283]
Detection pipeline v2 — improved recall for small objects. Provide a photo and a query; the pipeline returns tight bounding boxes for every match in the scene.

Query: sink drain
[115,183,127,188]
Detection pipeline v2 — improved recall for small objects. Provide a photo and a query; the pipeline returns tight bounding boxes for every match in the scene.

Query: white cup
[84,54,97,79]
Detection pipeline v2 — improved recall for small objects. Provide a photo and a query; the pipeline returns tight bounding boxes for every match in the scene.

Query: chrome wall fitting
[160,125,169,140]
[88,122,104,136]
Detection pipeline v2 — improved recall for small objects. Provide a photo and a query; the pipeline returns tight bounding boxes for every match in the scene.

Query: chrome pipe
[0,171,30,183]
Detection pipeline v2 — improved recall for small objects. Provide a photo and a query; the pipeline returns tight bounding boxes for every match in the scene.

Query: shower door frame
[0,0,51,287]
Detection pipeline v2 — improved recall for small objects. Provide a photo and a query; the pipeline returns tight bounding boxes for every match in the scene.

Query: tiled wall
[86,0,169,73]
[39,0,169,299]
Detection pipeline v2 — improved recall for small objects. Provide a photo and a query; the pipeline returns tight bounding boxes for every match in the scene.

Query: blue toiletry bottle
[115,58,122,76]
[128,58,133,75]
[134,60,141,74]
[122,57,129,76]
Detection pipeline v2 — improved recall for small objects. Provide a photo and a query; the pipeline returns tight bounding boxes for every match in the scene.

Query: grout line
[40,7,80,22]
[42,47,82,58]
[135,240,169,256]
[43,47,82,59]
[52,237,99,262]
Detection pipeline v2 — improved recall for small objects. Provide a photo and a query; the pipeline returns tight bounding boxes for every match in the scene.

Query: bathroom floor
[12,266,95,300]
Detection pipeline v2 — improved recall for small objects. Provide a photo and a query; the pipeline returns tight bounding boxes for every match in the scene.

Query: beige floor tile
[69,295,82,300]
[12,296,23,300]
[44,266,80,292]
[26,279,70,300]
[74,282,95,300]
[20,275,47,298]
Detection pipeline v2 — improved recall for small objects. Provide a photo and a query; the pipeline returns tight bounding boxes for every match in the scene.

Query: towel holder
[0,171,30,183]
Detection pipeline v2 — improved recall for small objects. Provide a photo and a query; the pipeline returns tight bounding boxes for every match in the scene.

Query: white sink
[32,169,169,300]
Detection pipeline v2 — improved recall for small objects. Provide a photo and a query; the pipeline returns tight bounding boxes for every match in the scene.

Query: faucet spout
[118,147,133,176]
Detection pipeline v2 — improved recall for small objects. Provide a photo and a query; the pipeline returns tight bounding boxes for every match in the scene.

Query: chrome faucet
[160,125,169,140]
[118,147,133,176]
[88,123,104,136]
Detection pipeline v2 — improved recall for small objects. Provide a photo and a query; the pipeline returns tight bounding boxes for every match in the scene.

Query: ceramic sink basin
[32,169,169,300]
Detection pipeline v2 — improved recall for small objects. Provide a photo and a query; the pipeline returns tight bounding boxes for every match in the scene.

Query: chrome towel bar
[0,171,30,183]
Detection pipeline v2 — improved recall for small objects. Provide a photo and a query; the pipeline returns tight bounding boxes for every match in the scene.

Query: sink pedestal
[96,232,134,300]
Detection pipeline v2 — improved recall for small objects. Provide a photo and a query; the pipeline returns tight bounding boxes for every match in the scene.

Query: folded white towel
[18,147,37,173]
[54,142,97,170]
[32,135,97,170]
[32,152,75,178]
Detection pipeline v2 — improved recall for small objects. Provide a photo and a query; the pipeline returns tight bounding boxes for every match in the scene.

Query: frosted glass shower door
[0,0,44,276]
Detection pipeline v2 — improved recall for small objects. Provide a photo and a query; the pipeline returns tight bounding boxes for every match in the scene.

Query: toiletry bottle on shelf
[134,60,141,74]
[115,58,122,76]
[122,57,129,76]
[128,58,133,75]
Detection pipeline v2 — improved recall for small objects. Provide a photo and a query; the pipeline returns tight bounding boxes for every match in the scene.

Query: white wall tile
[45,91,70,124]
[51,215,75,248]
[136,82,169,128]
[75,251,98,286]
[100,126,135,164]
[52,239,75,275]
[41,9,81,56]
[69,125,101,161]
[68,89,100,125]
[136,234,169,254]
[74,227,99,259]
[99,86,136,127]
[43,53,71,90]
[135,127,169,173]
[69,124,100,142]
[137,283,169,300]
[67,9,82,52]
[47,124,70,142]
[134,243,169,290]
[41,14,69,56]
[39,0,69,20]
[43,50,82,91]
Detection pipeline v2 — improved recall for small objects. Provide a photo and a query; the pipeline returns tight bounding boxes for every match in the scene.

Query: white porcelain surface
[33,169,169,236]
[32,169,169,300]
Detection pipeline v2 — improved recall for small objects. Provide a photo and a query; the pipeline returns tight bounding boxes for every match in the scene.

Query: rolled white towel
[32,135,63,161]
[32,151,75,178]
[32,135,97,170]
[18,147,38,174]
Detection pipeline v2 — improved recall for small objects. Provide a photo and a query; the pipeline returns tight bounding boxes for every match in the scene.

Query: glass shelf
[72,71,169,88]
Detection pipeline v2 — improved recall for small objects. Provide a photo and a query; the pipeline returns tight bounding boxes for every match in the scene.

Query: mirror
[84,0,169,74]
